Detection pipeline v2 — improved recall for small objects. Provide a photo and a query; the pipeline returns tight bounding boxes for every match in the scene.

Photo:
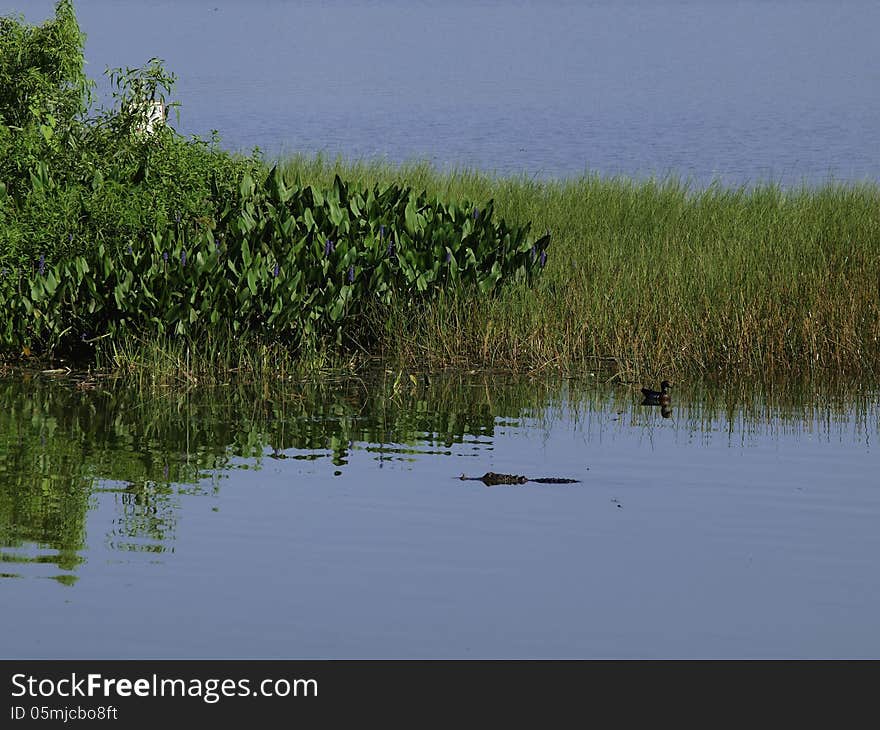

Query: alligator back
[459,472,579,486]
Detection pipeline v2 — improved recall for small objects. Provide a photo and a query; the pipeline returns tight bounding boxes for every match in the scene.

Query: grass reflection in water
[0,371,876,580]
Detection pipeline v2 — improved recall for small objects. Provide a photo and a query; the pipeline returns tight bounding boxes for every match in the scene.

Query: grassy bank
[9,153,880,382]
[3,2,879,381]
[275,155,880,379]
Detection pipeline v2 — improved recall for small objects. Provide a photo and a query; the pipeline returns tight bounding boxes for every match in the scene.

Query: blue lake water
[2,375,879,658]
[4,0,880,185]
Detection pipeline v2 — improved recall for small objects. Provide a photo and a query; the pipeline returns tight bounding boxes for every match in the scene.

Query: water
[2,373,878,658]
[3,0,879,185]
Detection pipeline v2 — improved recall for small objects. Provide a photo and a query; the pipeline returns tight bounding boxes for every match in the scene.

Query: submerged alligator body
[459,471,580,487]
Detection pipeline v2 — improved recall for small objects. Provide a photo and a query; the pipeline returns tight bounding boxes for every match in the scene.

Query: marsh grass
[280,155,880,379]
[91,331,346,387]
[86,333,348,389]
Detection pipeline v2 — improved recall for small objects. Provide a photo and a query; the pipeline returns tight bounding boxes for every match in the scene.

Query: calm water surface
[4,0,880,185]
[1,373,878,658]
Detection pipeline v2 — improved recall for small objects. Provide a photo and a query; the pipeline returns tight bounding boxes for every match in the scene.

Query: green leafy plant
[3,164,550,356]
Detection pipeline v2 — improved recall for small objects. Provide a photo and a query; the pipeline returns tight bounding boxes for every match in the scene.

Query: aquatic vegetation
[302,159,878,379]
[0,2,547,360]
[1,165,548,355]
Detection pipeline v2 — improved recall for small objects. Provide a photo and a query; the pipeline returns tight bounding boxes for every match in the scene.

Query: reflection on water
[1,372,878,657]
[0,372,531,578]
[2,373,875,575]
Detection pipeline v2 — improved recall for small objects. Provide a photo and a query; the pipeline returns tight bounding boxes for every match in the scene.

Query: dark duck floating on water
[459,472,580,487]
[641,380,672,405]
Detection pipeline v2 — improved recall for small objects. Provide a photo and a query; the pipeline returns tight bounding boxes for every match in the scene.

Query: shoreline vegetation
[275,157,880,381]
[2,2,879,384]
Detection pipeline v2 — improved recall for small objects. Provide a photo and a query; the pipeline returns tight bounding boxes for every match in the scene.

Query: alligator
[459,472,580,487]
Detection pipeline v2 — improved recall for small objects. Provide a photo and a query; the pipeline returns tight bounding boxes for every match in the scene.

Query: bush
[0,2,259,270]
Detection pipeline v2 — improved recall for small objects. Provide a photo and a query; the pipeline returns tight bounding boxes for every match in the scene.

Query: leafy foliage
[0,2,259,271]
[0,0,90,193]
[2,165,549,354]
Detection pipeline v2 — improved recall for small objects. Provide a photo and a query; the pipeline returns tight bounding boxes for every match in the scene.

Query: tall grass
[280,155,880,378]
[94,334,310,387]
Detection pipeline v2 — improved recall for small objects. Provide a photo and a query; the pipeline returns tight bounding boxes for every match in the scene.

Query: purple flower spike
[379,225,385,239]
[324,239,334,257]
[539,250,547,267]
[38,255,46,276]
[163,251,169,263]
[473,207,480,220]
[347,265,355,283]
[68,233,73,243]
[531,244,537,260]
[181,250,187,266]
[273,262,280,278]
[127,244,133,255]
[445,250,452,263]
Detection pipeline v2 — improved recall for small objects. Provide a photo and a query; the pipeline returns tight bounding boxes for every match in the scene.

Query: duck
[641,380,671,405]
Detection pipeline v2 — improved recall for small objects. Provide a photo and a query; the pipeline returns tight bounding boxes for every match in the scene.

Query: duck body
[641,380,672,405]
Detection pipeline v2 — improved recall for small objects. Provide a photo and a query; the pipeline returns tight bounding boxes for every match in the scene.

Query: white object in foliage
[130,98,168,137]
